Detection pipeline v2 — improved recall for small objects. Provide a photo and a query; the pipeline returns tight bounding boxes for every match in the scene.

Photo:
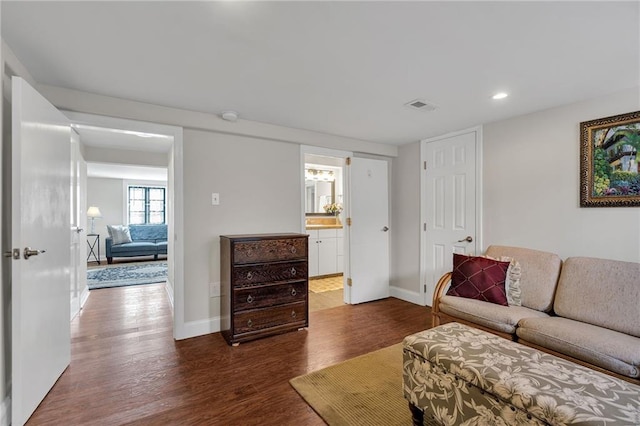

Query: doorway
[64,111,186,338]
[301,147,351,311]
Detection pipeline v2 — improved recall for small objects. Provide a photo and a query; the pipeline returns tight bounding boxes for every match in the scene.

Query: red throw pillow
[447,253,510,306]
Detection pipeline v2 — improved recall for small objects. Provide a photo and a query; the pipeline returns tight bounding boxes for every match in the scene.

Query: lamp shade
[87,206,102,218]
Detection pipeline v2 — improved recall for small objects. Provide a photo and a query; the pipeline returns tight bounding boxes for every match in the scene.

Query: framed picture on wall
[580,110,640,207]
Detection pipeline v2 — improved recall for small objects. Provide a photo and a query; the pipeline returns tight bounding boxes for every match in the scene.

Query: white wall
[184,129,301,323]
[390,142,421,299]
[86,178,124,257]
[483,87,640,262]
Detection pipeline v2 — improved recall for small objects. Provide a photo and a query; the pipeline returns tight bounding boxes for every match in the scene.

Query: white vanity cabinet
[307,228,344,277]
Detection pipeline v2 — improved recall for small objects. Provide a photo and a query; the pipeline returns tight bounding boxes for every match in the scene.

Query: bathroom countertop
[305,225,343,230]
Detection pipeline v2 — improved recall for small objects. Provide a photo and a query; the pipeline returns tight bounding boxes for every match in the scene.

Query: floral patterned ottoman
[403,323,640,425]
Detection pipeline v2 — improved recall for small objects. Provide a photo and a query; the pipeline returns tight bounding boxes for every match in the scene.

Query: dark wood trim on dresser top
[220,233,309,345]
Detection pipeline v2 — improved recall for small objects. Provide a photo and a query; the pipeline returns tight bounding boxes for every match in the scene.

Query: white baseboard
[164,280,174,310]
[1,396,10,426]
[390,286,424,305]
[80,286,90,309]
[177,317,221,340]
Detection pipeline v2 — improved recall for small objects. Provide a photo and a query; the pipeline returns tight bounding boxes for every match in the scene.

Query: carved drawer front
[233,262,307,287]
[234,281,306,312]
[234,302,307,335]
[233,238,306,264]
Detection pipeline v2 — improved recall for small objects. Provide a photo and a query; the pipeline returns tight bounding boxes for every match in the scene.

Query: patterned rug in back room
[87,261,168,290]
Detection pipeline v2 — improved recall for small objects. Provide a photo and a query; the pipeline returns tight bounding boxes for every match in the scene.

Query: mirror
[305,180,335,213]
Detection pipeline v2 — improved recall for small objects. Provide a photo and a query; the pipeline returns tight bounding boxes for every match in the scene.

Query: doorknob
[457,236,473,243]
[382,226,389,232]
[24,247,46,260]
[76,228,84,233]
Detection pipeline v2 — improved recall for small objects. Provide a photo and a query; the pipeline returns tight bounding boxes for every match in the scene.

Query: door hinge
[346,217,352,226]
[423,161,427,170]
[424,284,427,293]
[423,223,426,231]
[4,248,20,260]
[347,278,353,287]
[346,157,351,166]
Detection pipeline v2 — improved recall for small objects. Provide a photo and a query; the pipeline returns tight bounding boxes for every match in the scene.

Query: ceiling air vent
[405,99,438,112]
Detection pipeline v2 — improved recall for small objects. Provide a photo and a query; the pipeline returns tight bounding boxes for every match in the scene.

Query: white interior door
[11,77,71,426]
[422,129,478,306]
[70,129,87,319]
[78,152,89,307]
[348,157,389,304]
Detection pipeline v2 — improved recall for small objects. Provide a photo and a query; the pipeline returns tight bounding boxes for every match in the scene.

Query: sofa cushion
[517,316,640,379]
[485,245,561,313]
[156,241,168,254]
[447,254,509,306]
[109,241,158,255]
[439,294,549,334]
[554,257,640,338]
[129,224,167,242]
[106,225,132,245]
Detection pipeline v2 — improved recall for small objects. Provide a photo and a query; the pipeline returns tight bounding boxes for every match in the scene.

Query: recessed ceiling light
[492,92,508,100]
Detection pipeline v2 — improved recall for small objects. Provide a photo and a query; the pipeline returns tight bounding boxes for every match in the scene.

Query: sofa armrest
[105,237,113,257]
[432,272,452,326]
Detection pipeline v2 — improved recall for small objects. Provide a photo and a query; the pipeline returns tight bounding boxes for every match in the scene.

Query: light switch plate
[212,193,220,205]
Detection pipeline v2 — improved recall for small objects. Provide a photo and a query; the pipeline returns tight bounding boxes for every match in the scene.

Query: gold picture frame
[580,110,640,207]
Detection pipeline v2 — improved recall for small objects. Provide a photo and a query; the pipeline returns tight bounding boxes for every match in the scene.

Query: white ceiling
[3,1,639,145]
[73,124,173,153]
[87,162,167,182]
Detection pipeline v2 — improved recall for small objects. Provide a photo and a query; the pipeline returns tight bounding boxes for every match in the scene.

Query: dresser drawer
[233,261,307,287]
[234,281,306,311]
[234,302,307,334]
[233,238,306,264]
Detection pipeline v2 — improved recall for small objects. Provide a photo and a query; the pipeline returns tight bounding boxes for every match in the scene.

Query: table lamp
[87,206,102,234]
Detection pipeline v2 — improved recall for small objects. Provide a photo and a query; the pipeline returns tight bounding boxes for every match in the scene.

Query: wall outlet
[212,193,220,205]
[209,281,221,297]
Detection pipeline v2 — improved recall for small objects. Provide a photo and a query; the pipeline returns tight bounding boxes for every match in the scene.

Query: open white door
[70,129,87,319]
[422,129,479,306]
[348,157,390,304]
[11,77,71,425]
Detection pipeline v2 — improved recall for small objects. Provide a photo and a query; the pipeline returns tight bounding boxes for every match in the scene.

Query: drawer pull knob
[289,246,297,253]
[247,295,254,303]
[291,311,297,319]
[247,319,253,328]
[246,271,253,280]
[291,288,297,296]
[290,267,297,276]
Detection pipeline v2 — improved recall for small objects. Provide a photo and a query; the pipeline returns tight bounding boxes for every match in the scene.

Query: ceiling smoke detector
[221,111,239,122]
[404,99,438,112]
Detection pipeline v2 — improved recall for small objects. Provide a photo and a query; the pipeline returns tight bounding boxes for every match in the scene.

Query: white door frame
[62,111,186,339]
[300,145,353,302]
[419,126,483,306]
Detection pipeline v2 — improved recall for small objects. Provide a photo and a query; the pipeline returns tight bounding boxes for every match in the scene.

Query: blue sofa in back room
[105,224,168,264]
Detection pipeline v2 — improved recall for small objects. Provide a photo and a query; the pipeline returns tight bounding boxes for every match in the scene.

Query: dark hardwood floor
[28,284,431,425]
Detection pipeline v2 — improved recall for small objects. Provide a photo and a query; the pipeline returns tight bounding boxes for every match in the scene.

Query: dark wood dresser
[220,233,309,345]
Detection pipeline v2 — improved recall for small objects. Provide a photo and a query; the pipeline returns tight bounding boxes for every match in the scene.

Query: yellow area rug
[290,344,436,426]
[309,275,343,293]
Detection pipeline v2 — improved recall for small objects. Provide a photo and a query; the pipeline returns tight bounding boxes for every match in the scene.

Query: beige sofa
[432,245,640,384]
